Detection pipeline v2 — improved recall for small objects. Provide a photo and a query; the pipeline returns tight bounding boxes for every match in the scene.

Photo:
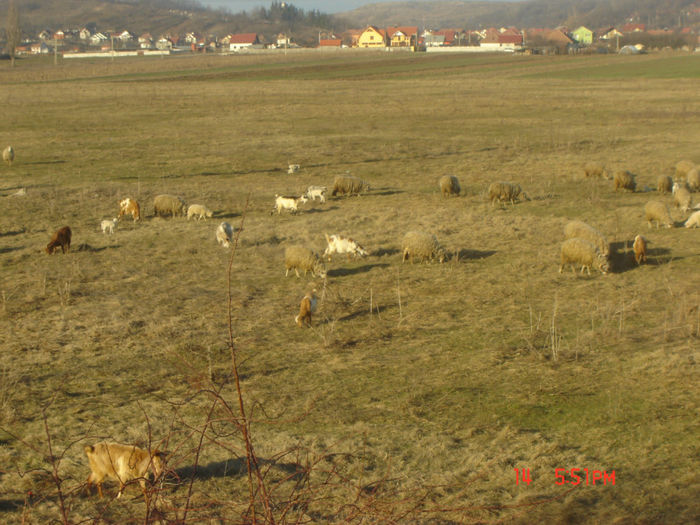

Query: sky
[200,1,424,14]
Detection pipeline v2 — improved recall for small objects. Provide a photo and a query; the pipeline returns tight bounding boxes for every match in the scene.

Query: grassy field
[0,50,699,523]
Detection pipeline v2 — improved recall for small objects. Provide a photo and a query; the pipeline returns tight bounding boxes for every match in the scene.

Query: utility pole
[54,37,58,65]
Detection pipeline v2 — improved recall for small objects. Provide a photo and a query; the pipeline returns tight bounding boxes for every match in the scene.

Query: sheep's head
[596,254,610,275]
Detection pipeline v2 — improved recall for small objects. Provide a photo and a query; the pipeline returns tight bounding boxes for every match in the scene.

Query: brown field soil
[0,51,698,523]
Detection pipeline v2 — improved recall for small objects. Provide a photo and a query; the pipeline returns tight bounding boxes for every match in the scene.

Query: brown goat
[295,290,318,328]
[118,197,141,222]
[84,442,165,499]
[633,235,647,265]
[46,226,71,254]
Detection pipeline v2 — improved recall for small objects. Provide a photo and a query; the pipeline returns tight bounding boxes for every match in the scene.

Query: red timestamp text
[555,468,615,486]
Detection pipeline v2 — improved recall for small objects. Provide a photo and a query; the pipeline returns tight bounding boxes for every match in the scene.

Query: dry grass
[0,51,698,523]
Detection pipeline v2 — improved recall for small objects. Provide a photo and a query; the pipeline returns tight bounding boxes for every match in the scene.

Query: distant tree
[6,0,21,67]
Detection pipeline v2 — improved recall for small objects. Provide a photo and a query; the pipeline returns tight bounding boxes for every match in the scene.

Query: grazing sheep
[84,442,165,499]
[187,204,213,220]
[645,200,673,229]
[295,289,318,328]
[675,159,695,180]
[216,222,233,248]
[632,235,647,265]
[583,163,609,179]
[101,218,118,235]
[46,226,72,254]
[305,185,327,203]
[272,194,307,214]
[613,170,636,192]
[559,238,610,275]
[401,231,446,264]
[563,220,610,257]
[2,146,14,166]
[488,181,527,206]
[684,210,700,228]
[657,175,673,194]
[287,164,300,174]
[118,197,141,222]
[686,168,700,191]
[439,175,461,197]
[323,234,368,261]
[331,175,370,197]
[673,185,692,212]
[284,245,327,278]
[153,194,187,218]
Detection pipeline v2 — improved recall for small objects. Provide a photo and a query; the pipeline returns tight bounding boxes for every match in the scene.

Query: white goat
[323,234,369,261]
[305,185,327,203]
[100,218,118,235]
[272,194,307,214]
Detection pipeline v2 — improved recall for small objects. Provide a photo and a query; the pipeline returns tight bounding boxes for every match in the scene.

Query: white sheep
[613,170,636,192]
[153,194,187,217]
[684,210,700,228]
[563,220,610,257]
[305,185,327,203]
[583,163,610,179]
[401,231,446,264]
[287,164,300,174]
[216,222,233,248]
[2,146,14,167]
[675,159,695,181]
[488,181,527,206]
[272,194,307,214]
[187,204,213,220]
[672,185,692,212]
[645,200,673,229]
[100,218,118,235]
[439,175,461,197]
[657,174,673,194]
[284,245,327,278]
[559,238,610,275]
[686,168,700,191]
[331,175,370,197]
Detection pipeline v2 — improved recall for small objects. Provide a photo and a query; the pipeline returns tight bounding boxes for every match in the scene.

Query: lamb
[305,185,327,203]
[2,146,14,166]
[401,231,446,264]
[583,163,609,179]
[563,220,610,257]
[187,204,213,220]
[46,226,72,254]
[84,442,165,499]
[284,245,327,278]
[101,218,118,235]
[153,194,187,218]
[488,181,527,206]
[216,222,234,248]
[675,159,695,180]
[657,175,673,194]
[295,289,318,327]
[613,170,636,192]
[287,164,300,174]
[645,200,673,229]
[118,197,141,222]
[323,233,369,262]
[686,168,700,191]
[559,238,610,275]
[331,175,370,197]
[632,235,647,265]
[684,210,700,228]
[272,194,307,214]
[439,175,461,197]
[672,184,692,212]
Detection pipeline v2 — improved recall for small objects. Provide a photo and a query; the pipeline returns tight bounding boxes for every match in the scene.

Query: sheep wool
[439,175,461,197]
[675,159,695,181]
[284,245,327,278]
[684,210,700,229]
[559,238,610,275]
[613,170,636,192]
[187,204,213,220]
[644,200,673,229]
[673,186,692,212]
[2,146,14,166]
[331,175,370,197]
[564,220,610,257]
[401,231,446,264]
[583,163,609,179]
[686,168,699,191]
[633,235,647,265]
[488,181,526,205]
[153,194,187,218]
[657,174,673,194]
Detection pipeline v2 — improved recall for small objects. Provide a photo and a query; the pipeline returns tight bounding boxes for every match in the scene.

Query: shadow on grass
[339,304,392,322]
[455,249,497,261]
[0,499,24,512]
[327,263,389,277]
[0,228,26,238]
[372,247,400,257]
[0,246,23,254]
[22,160,65,166]
[216,211,240,219]
[174,457,303,482]
[300,206,338,215]
[609,241,673,273]
[75,243,120,253]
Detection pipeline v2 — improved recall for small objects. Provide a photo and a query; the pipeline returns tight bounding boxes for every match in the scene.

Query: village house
[79,28,92,40]
[228,33,259,51]
[89,33,108,46]
[318,38,342,47]
[480,27,523,51]
[571,26,594,45]
[139,33,153,49]
[357,26,386,47]
[386,26,418,47]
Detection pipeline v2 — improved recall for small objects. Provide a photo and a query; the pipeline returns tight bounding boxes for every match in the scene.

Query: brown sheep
[633,235,647,265]
[46,226,72,254]
[613,170,636,192]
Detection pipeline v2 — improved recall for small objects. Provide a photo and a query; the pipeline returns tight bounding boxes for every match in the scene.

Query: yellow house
[357,26,386,48]
[387,26,418,47]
